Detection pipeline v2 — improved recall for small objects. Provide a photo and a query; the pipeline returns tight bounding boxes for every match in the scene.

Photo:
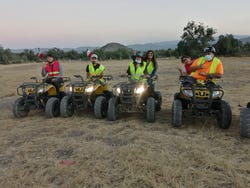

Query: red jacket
[45,61,60,77]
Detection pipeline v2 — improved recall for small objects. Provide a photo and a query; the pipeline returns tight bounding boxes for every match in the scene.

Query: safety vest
[190,57,221,82]
[88,63,105,76]
[129,61,146,80]
[45,61,60,77]
[146,61,155,75]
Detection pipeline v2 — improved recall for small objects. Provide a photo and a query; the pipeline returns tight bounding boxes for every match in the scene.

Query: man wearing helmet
[190,46,223,82]
[41,53,63,94]
[127,51,146,81]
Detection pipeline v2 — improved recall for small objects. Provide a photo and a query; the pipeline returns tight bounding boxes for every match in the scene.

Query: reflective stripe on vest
[146,61,155,74]
[129,61,146,80]
[88,63,105,76]
[45,61,60,77]
[191,57,220,77]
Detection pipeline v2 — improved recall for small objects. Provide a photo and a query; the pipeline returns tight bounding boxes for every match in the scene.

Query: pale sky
[1,0,250,49]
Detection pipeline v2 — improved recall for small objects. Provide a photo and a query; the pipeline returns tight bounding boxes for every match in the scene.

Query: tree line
[1,21,250,64]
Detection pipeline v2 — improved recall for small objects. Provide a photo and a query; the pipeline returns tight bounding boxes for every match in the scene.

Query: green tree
[177,21,217,58]
[214,34,242,56]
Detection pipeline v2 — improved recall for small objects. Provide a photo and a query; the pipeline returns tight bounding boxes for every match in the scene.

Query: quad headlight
[212,90,223,98]
[85,86,94,94]
[38,87,45,93]
[113,87,121,96]
[64,85,73,94]
[182,89,193,97]
[134,85,145,94]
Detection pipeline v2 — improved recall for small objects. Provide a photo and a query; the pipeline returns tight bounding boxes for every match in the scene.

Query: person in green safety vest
[127,51,146,81]
[189,46,224,83]
[86,54,105,78]
[143,50,158,90]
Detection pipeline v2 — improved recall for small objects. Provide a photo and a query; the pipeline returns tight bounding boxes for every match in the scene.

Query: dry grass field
[0,57,250,188]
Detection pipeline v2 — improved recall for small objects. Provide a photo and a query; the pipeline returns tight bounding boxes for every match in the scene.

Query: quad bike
[239,101,250,138]
[13,76,70,118]
[107,75,162,122]
[172,76,232,128]
[60,75,113,119]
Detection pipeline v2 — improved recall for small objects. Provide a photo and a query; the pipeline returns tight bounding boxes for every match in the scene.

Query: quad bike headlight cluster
[85,85,94,94]
[113,87,121,96]
[38,87,45,93]
[64,85,73,94]
[212,90,223,98]
[183,89,193,97]
[134,85,145,94]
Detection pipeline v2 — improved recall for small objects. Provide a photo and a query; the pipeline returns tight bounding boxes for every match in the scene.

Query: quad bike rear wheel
[94,96,107,119]
[107,97,117,121]
[217,100,232,129]
[60,96,74,117]
[146,97,156,122]
[13,97,30,118]
[172,99,182,128]
[45,97,60,118]
[240,108,250,138]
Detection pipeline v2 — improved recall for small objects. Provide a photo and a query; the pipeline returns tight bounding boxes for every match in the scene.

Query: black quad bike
[60,75,113,119]
[13,76,70,118]
[239,101,250,138]
[172,76,232,128]
[107,75,162,122]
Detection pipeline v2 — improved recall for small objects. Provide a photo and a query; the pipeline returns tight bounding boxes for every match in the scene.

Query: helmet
[135,51,143,58]
[91,54,98,59]
[204,46,216,53]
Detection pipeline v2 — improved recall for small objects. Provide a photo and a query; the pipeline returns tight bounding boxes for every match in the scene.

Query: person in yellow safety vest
[189,46,223,83]
[143,50,158,90]
[86,54,105,78]
[127,51,146,81]
[144,50,158,77]
[41,53,63,94]
[86,53,109,92]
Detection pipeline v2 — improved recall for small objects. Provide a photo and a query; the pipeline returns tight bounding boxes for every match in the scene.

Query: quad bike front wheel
[13,97,30,118]
[94,96,107,119]
[45,97,60,118]
[217,100,232,129]
[240,108,250,138]
[146,97,156,122]
[107,97,117,121]
[155,91,162,112]
[172,99,182,128]
[60,96,74,117]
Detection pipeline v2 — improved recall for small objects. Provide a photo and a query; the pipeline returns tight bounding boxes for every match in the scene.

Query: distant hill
[100,42,131,52]
[127,40,179,51]
[239,37,250,43]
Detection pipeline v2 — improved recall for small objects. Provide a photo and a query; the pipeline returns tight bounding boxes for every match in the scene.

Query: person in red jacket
[177,55,193,76]
[41,53,63,94]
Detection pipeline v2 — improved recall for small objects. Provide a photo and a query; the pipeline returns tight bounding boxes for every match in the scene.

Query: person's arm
[86,65,90,78]
[127,66,131,75]
[41,66,47,77]
[150,62,158,77]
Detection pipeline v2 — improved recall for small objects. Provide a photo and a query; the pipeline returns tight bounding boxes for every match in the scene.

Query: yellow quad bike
[239,102,250,138]
[60,75,113,119]
[172,76,232,129]
[107,75,162,122]
[12,76,70,118]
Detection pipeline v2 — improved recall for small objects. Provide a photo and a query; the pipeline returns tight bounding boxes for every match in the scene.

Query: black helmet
[204,46,216,53]
[135,51,143,58]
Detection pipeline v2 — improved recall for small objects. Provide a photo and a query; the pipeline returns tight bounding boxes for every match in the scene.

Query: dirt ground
[0,57,250,188]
